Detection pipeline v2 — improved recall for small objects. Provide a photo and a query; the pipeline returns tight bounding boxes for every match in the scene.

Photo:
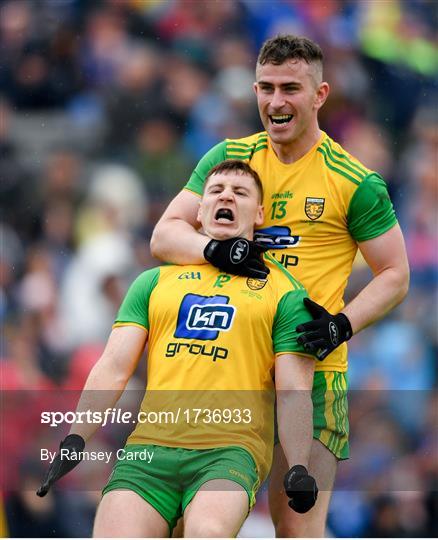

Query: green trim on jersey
[185,141,227,196]
[265,252,304,291]
[317,147,361,186]
[324,138,368,176]
[347,173,398,242]
[327,372,347,457]
[312,371,349,459]
[226,134,268,160]
[267,251,310,354]
[114,267,160,329]
[312,372,328,442]
[272,288,311,355]
[185,134,269,194]
[319,141,367,184]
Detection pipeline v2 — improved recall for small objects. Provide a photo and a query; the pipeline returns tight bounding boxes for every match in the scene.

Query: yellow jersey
[113,255,314,482]
[185,131,398,372]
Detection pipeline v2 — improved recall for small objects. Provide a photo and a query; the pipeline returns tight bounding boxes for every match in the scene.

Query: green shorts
[102,445,259,533]
[275,371,349,460]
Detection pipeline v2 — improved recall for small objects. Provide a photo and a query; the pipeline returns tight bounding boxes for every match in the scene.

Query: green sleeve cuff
[347,173,398,242]
[115,267,160,329]
[273,289,314,356]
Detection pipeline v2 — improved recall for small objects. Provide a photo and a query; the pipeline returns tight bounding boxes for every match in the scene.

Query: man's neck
[270,128,322,164]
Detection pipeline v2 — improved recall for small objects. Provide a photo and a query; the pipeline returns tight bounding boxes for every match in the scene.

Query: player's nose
[219,188,234,201]
[270,88,286,109]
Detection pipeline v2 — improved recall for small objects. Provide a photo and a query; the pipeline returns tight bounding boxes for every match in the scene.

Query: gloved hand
[284,464,318,513]
[36,434,85,497]
[296,298,352,361]
[204,237,270,279]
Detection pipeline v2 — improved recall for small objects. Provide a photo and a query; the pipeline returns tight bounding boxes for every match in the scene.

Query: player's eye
[259,85,273,93]
[284,85,300,93]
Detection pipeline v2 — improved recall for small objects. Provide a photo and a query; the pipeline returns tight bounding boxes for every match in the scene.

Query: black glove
[296,298,353,361]
[36,434,85,497]
[284,465,318,513]
[204,237,270,279]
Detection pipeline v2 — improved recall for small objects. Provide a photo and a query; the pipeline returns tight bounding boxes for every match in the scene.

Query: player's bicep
[358,224,409,277]
[98,325,147,379]
[275,353,314,392]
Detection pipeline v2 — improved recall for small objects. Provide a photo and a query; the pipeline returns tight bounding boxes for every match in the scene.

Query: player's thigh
[183,479,249,538]
[93,489,169,538]
[268,440,338,538]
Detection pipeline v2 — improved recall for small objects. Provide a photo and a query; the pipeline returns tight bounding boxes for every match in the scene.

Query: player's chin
[208,225,238,241]
[268,124,294,142]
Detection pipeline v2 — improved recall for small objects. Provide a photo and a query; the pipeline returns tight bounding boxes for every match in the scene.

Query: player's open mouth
[215,208,234,223]
[269,114,293,125]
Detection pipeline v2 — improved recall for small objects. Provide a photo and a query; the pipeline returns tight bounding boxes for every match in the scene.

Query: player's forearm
[277,389,313,468]
[67,358,130,441]
[342,265,409,334]
[150,218,209,264]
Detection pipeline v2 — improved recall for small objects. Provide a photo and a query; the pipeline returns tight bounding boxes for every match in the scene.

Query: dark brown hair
[205,159,264,202]
[257,34,323,67]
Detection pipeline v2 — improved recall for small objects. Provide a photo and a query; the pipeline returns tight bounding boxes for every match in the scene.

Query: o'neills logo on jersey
[305,197,325,220]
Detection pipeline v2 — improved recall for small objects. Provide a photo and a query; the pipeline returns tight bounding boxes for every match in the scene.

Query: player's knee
[275,518,307,538]
[274,514,325,539]
[185,520,226,538]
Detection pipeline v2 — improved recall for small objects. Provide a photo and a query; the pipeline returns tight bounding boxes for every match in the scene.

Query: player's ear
[255,205,264,227]
[314,82,329,110]
[196,200,202,223]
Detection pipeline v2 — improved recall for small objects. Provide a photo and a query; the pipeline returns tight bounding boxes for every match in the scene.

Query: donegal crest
[305,197,325,220]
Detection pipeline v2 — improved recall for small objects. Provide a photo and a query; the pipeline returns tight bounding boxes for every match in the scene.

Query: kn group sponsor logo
[254,226,300,249]
[305,197,325,220]
[174,294,236,340]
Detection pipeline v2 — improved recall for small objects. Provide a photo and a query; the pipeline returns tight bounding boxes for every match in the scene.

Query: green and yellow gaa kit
[104,255,314,528]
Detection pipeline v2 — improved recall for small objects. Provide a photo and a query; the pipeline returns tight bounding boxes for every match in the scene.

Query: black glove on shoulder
[36,434,85,497]
[284,464,318,514]
[204,237,270,279]
[296,298,353,361]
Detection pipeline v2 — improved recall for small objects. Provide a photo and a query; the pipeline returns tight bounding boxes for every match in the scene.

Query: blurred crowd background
[0,0,437,537]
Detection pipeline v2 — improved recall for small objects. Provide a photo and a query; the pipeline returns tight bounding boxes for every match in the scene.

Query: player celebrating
[150,35,410,537]
[37,160,318,537]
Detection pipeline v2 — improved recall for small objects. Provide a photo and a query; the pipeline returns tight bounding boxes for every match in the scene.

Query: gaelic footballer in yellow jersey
[37,160,318,537]
[113,253,311,485]
[184,131,398,372]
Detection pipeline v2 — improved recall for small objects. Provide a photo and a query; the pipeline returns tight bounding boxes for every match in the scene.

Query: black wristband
[204,239,219,262]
